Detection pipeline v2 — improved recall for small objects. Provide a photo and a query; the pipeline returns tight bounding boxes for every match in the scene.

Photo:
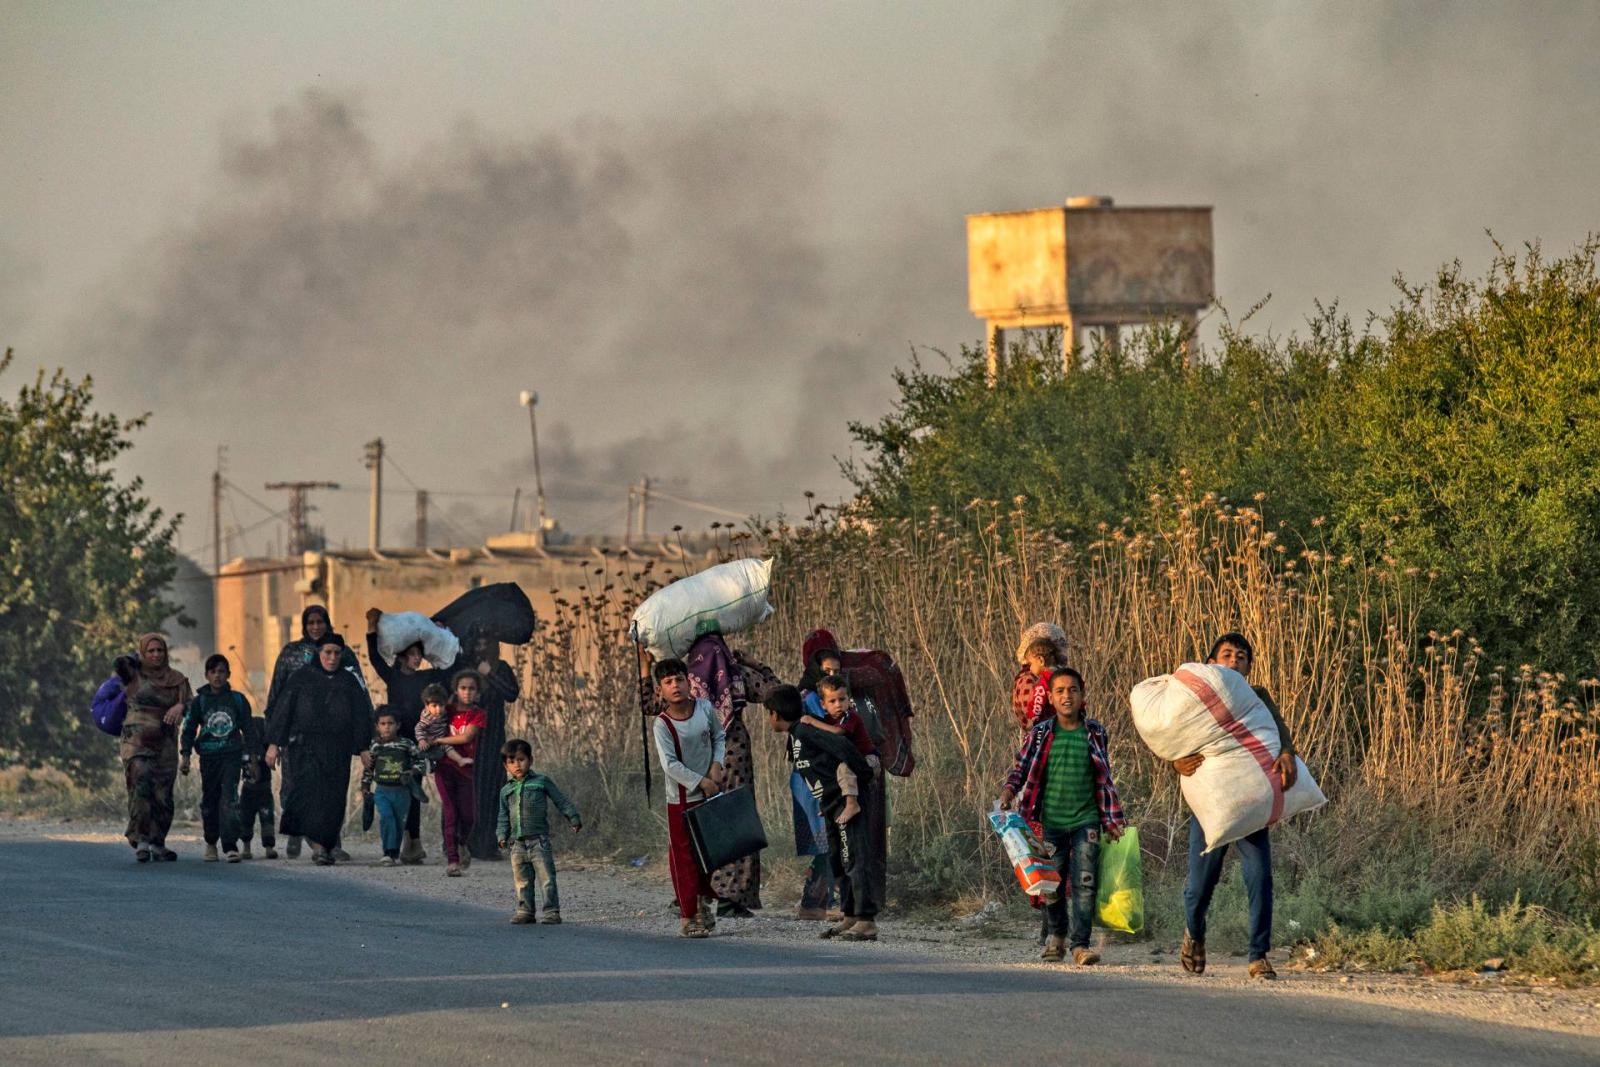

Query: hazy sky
[4,2,1598,559]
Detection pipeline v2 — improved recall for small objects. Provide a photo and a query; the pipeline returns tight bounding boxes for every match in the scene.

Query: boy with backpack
[179,654,252,863]
[1000,667,1127,964]
[765,684,881,941]
[239,712,277,859]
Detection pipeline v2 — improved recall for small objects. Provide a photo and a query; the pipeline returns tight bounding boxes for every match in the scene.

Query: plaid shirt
[1003,713,1126,831]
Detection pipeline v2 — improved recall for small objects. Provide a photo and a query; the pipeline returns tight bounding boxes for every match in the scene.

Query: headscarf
[134,632,189,706]
[300,605,332,642]
[1015,621,1068,666]
[798,627,841,693]
[313,631,347,673]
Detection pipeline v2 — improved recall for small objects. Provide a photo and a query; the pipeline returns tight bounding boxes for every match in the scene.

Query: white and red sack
[1129,663,1326,853]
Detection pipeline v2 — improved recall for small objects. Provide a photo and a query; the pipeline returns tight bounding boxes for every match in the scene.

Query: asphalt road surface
[2,838,1594,1066]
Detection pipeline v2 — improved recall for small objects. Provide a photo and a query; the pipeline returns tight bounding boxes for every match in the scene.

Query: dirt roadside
[7,814,1598,1039]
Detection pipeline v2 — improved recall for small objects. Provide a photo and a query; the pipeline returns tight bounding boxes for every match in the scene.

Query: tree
[0,350,184,780]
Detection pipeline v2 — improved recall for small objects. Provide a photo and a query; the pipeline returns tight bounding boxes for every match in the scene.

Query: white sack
[631,558,774,661]
[1130,662,1326,852]
[375,611,461,668]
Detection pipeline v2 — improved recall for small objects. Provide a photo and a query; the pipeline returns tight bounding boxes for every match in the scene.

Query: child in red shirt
[431,670,487,876]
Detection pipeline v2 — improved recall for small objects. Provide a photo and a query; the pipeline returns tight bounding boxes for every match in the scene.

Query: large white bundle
[631,558,774,661]
[1129,663,1326,853]
[375,611,461,668]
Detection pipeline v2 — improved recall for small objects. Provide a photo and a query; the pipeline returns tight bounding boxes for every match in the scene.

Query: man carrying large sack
[1172,632,1295,980]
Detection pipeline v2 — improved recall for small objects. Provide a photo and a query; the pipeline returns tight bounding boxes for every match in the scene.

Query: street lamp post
[518,390,548,543]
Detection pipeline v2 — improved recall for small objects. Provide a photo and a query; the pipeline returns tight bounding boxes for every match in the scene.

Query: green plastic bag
[1096,826,1144,934]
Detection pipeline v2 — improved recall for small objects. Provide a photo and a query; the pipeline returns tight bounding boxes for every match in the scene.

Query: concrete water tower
[967,196,1214,378]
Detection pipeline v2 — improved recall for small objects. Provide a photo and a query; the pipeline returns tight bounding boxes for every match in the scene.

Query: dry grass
[496,491,1600,917]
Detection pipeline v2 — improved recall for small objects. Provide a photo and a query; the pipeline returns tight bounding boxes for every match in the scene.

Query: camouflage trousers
[121,712,178,848]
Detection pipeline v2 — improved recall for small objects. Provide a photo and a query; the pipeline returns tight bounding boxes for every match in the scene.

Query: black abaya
[267,662,373,850]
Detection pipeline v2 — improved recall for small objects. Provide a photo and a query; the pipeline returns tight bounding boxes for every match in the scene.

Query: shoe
[240,844,253,860]
[263,847,279,859]
[839,920,879,942]
[825,908,845,922]
[717,901,755,919]
[158,848,178,861]
[680,919,710,939]
[821,917,858,940]
[204,844,219,863]
[511,911,535,925]
[1072,947,1101,966]
[225,850,241,863]
[399,836,425,865]
[1248,958,1277,981]
[332,847,352,863]
[1181,931,1206,974]
[312,849,334,866]
[135,845,151,863]
[286,836,302,859]
[1041,935,1066,962]
[378,856,396,867]
[446,863,462,877]
[539,911,562,925]
[794,907,828,921]
[457,849,471,871]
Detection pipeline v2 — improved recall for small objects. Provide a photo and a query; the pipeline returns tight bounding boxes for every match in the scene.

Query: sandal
[839,920,879,942]
[1181,931,1205,974]
[821,917,858,939]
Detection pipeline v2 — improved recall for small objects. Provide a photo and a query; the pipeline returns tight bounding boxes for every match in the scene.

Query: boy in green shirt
[1000,667,1127,964]
[496,738,582,925]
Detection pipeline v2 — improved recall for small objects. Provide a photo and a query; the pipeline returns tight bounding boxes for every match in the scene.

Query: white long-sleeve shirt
[652,699,727,803]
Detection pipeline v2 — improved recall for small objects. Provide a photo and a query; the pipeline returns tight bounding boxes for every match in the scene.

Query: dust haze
[31,3,1600,552]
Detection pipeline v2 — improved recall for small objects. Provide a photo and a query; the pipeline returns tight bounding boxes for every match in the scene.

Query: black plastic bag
[432,582,536,646]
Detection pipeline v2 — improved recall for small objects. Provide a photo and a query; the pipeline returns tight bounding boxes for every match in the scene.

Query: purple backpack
[91,676,128,736]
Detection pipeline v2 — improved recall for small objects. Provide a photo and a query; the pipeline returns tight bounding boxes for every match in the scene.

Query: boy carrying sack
[496,738,582,925]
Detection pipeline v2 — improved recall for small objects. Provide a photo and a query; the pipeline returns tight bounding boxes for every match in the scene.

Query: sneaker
[446,863,462,877]
[332,847,352,863]
[225,850,242,863]
[263,847,279,859]
[378,856,396,867]
[1041,935,1066,962]
[1072,947,1101,966]
[240,844,254,860]
[286,836,302,859]
[539,911,562,925]
[1248,958,1277,981]
[511,911,535,925]
[204,844,219,863]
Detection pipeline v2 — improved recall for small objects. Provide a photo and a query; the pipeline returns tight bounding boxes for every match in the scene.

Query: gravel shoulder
[8,814,1597,1040]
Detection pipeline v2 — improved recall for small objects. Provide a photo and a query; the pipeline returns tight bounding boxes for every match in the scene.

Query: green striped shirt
[1041,720,1098,831]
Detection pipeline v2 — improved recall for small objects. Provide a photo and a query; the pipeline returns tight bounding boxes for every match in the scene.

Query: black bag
[683,787,767,875]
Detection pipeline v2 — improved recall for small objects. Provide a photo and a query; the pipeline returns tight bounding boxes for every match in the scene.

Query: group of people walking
[103,603,1288,970]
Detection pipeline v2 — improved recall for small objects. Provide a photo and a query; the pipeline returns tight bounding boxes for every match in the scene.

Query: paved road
[2,838,1593,1066]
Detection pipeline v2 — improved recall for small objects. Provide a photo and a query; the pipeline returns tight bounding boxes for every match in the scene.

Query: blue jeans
[511,836,560,915]
[1183,814,1272,961]
[1043,825,1100,949]
[373,785,412,858]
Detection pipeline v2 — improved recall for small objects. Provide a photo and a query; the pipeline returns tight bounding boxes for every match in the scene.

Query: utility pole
[635,476,651,540]
[415,489,429,549]
[518,390,547,542]
[211,446,226,576]
[265,481,339,556]
[364,438,383,551]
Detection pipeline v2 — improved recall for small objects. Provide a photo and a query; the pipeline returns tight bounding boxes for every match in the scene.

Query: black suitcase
[683,786,768,874]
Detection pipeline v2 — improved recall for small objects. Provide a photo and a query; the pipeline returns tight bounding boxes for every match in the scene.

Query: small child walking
[495,738,581,924]
[1000,667,1127,965]
[239,714,277,859]
[362,707,426,866]
[179,654,251,863]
